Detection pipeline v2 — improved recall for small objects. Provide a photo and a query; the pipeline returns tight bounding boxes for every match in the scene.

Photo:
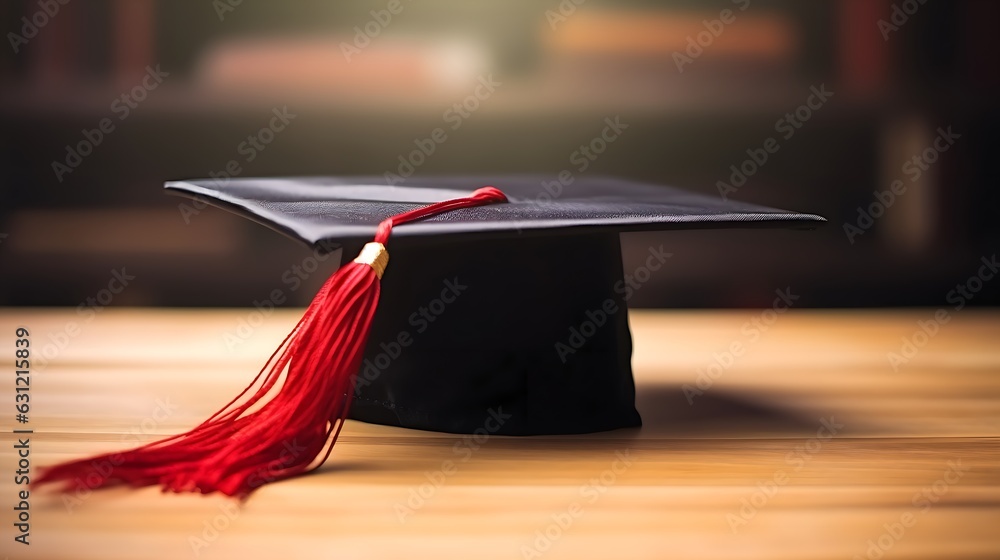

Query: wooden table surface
[1,308,998,560]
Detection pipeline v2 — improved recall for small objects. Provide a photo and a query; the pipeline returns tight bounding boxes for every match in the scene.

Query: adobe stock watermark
[7,0,71,54]
[684,287,799,404]
[178,106,297,224]
[222,239,339,351]
[717,84,833,201]
[843,125,960,244]
[853,459,969,560]
[673,0,751,73]
[339,0,411,62]
[726,416,843,533]
[521,116,630,210]
[879,0,931,41]
[61,396,180,512]
[189,501,242,556]
[213,0,245,22]
[190,438,309,555]
[384,74,501,184]
[545,0,588,30]
[394,406,512,522]
[554,245,671,363]
[519,450,634,559]
[34,268,137,372]
[51,65,169,183]
[354,277,468,391]
[887,254,997,372]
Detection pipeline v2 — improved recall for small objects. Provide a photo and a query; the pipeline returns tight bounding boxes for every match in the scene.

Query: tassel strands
[34,186,508,498]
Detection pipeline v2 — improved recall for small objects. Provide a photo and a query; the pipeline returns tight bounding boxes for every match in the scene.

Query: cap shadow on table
[317,381,875,460]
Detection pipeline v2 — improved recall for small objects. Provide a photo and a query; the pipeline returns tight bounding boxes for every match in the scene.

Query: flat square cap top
[165,175,824,247]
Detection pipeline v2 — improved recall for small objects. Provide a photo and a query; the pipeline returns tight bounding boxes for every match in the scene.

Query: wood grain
[1,308,998,560]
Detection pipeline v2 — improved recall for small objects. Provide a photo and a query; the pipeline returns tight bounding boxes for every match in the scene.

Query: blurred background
[0,0,996,308]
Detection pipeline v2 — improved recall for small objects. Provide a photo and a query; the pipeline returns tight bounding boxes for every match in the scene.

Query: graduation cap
[37,176,823,497]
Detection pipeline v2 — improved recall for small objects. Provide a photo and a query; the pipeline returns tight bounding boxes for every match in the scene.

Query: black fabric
[164,175,825,249]
[352,233,639,435]
[163,175,824,435]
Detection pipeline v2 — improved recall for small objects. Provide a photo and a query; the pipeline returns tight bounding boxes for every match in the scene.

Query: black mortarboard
[37,176,823,497]
[163,176,823,435]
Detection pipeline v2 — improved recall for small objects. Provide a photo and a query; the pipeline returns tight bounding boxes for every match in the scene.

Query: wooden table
[1,308,998,559]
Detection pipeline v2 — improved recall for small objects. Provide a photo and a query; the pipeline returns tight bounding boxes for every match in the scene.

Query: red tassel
[35,186,508,498]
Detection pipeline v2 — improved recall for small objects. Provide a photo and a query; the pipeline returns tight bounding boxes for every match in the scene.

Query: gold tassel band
[353,242,389,279]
